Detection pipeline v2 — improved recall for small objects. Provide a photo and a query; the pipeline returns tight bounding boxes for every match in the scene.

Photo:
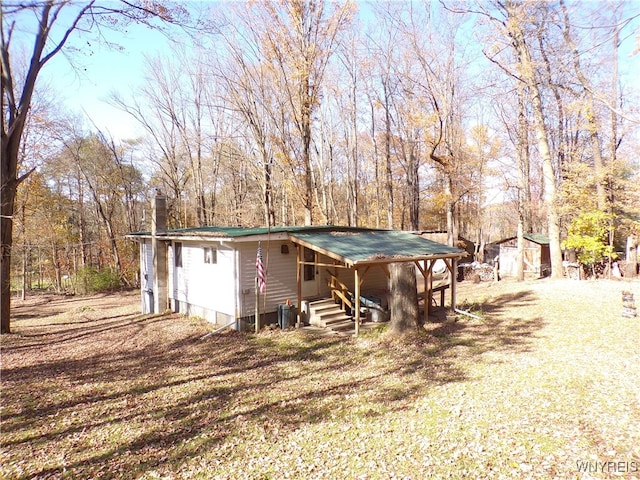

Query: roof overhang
[127,226,466,266]
[289,230,465,267]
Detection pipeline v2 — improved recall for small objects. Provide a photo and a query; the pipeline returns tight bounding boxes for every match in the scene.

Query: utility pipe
[200,319,237,340]
[454,308,482,320]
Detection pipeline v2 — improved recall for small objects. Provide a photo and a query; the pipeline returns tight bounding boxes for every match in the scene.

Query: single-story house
[127,194,465,333]
[487,233,551,278]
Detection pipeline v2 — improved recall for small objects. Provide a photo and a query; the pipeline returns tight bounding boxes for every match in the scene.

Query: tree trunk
[383,80,394,229]
[1,174,17,333]
[560,0,607,211]
[508,9,564,278]
[516,78,530,282]
[348,88,358,227]
[409,146,420,231]
[21,244,27,301]
[388,262,420,335]
[369,97,382,229]
[445,175,457,247]
[626,236,638,278]
[52,243,62,294]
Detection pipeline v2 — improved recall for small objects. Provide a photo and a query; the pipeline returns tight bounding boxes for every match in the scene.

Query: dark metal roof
[127,225,356,239]
[290,230,465,265]
[490,233,550,246]
[524,233,550,245]
[128,225,465,264]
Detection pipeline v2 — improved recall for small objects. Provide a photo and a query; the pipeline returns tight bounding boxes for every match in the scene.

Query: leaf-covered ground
[2,279,639,479]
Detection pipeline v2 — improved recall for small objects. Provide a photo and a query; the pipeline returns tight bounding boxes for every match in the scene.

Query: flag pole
[255,277,260,334]
[255,241,266,333]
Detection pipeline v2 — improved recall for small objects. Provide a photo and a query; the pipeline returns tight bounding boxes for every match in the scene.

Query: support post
[450,258,458,312]
[426,260,434,315]
[296,245,302,326]
[354,267,361,336]
[416,260,429,325]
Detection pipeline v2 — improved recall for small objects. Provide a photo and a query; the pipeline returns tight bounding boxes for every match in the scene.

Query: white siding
[140,241,154,314]
[140,240,154,289]
[238,240,298,316]
[168,241,237,318]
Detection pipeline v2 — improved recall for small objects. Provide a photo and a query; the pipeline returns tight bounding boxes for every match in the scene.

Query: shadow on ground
[1,287,546,479]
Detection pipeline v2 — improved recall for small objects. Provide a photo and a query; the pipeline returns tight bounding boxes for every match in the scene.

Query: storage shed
[490,234,551,278]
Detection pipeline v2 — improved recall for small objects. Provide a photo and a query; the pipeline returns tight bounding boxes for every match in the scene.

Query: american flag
[256,243,266,294]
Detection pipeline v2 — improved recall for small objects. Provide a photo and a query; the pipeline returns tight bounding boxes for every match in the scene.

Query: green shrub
[77,266,121,294]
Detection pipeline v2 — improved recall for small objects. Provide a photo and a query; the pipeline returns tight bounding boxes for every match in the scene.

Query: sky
[40,19,173,140]
[13,1,640,143]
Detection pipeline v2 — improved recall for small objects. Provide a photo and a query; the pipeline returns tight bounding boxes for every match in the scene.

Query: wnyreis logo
[576,460,638,474]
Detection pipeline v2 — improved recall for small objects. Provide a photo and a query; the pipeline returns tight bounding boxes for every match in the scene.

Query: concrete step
[310,314,352,328]
[308,298,337,309]
[309,301,341,314]
[325,319,355,331]
[314,308,347,320]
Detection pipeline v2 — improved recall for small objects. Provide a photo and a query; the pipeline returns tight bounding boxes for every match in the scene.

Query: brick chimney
[151,190,167,236]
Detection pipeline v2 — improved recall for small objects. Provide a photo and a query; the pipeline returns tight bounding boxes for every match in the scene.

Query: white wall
[140,240,154,314]
[168,241,237,319]
[238,240,298,316]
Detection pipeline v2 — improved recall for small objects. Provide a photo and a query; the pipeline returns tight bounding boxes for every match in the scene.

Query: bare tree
[247,0,355,225]
[1,1,191,331]
[476,1,565,278]
[363,6,401,229]
[213,17,278,227]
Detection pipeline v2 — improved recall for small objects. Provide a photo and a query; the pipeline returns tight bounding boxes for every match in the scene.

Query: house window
[174,242,182,268]
[204,247,217,264]
[304,247,315,281]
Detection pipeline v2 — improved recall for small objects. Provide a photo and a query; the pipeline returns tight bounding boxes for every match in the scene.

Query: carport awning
[289,230,464,267]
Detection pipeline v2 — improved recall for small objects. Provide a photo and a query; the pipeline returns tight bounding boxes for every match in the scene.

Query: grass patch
[2,279,639,479]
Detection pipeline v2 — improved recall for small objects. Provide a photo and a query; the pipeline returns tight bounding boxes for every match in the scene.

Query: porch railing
[326,270,353,312]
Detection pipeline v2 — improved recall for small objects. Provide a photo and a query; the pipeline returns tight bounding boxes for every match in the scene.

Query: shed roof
[492,233,550,246]
[524,233,550,245]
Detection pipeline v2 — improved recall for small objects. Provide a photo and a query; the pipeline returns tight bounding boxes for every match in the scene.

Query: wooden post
[354,267,361,336]
[450,258,458,312]
[296,245,302,326]
[426,260,434,314]
[415,260,428,325]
